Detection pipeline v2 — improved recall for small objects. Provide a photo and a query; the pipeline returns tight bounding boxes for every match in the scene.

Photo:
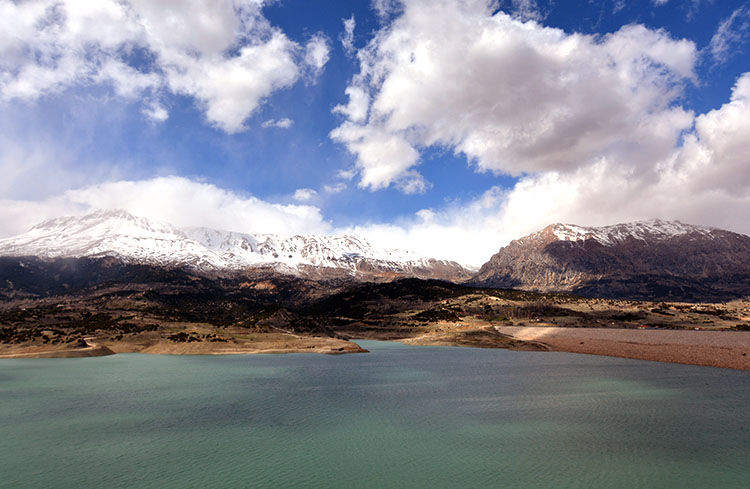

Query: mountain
[471,220,750,301]
[0,210,470,282]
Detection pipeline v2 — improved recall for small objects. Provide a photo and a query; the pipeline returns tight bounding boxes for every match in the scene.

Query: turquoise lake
[1,341,749,488]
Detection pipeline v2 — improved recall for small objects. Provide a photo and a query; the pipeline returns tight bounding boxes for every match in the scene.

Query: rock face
[472,220,750,301]
[0,210,470,282]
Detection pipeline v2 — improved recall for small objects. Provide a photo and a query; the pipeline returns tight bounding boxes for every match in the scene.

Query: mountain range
[0,210,470,282]
[2,211,750,302]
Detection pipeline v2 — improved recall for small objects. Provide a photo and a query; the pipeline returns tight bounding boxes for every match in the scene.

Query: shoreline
[3,328,750,371]
[0,335,367,358]
[497,326,750,371]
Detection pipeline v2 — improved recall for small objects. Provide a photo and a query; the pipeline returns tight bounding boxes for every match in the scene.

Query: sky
[1,0,750,266]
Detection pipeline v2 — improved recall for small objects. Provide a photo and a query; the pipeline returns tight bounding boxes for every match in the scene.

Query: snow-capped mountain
[471,219,750,301]
[524,220,715,247]
[0,210,470,281]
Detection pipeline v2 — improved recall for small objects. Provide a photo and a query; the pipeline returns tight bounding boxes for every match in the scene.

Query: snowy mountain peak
[0,211,470,281]
[536,219,715,247]
[30,209,181,238]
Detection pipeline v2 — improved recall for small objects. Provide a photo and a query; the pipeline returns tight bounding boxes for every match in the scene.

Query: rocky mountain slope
[0,210,470,282]
[472,220,750,301]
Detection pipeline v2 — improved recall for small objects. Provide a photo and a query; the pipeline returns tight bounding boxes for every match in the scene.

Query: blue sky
[1,0,749,265]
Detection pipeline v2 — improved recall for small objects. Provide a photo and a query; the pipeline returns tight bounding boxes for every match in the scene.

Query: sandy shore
[497,326,750,370]
[119,338,367,355]
[398,326,549,351]
[0,335,367,358]
[0,343,115,359]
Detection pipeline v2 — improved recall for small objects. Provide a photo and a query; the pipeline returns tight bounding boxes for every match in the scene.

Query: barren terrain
[2,276,749,368]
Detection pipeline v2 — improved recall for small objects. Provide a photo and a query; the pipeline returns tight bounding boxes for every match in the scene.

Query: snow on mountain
[0,210,468,279]
[523,219,715,247]
[182,227,430,269]
[0,210,227,269]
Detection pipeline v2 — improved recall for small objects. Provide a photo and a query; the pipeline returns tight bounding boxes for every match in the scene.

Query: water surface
[1,341,748,488]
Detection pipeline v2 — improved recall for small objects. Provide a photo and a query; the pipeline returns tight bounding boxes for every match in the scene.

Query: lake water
[1,341,748,488]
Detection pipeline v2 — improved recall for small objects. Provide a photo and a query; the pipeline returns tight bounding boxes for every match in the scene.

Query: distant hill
[471,220,750,302]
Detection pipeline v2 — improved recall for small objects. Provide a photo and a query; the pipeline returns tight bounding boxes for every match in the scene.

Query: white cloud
[707,6,750,65]
[142,101,169,122]
[0,176,331,238]
[332,0,697,192]
[670,73,750,197]
[372,0,402,22]
[652,0,669,5]
[96,60,161,99]
[341,16,356,55]
[262,117,294,129]
[494,72,750,238]
[333,86,370,123]
[304,33,331,76]
[323,182,347,194]
[292,188,318,202]
[341,186,510,266]
[0,0,325,133]
[511,0,543,22]
[330,121,423,192]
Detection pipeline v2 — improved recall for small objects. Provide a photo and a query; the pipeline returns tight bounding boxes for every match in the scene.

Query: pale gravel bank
[497,326,750,371]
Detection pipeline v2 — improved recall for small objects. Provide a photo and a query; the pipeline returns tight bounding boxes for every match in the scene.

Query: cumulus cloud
[332,0,697,192]
[292,188,318,202]
[0,0,326,133]
[304,34,331,77]
[490,73,750,242]
[0,176,331,238]
[333,86,370,123]
[330,122,424,192]
[262,117,294,129]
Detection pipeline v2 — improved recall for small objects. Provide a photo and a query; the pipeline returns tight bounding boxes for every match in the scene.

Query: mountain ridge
[0,210,471,282]
[471,219,750,301]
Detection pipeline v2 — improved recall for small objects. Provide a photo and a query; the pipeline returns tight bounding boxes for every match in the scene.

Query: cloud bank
[0,176,331,238]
